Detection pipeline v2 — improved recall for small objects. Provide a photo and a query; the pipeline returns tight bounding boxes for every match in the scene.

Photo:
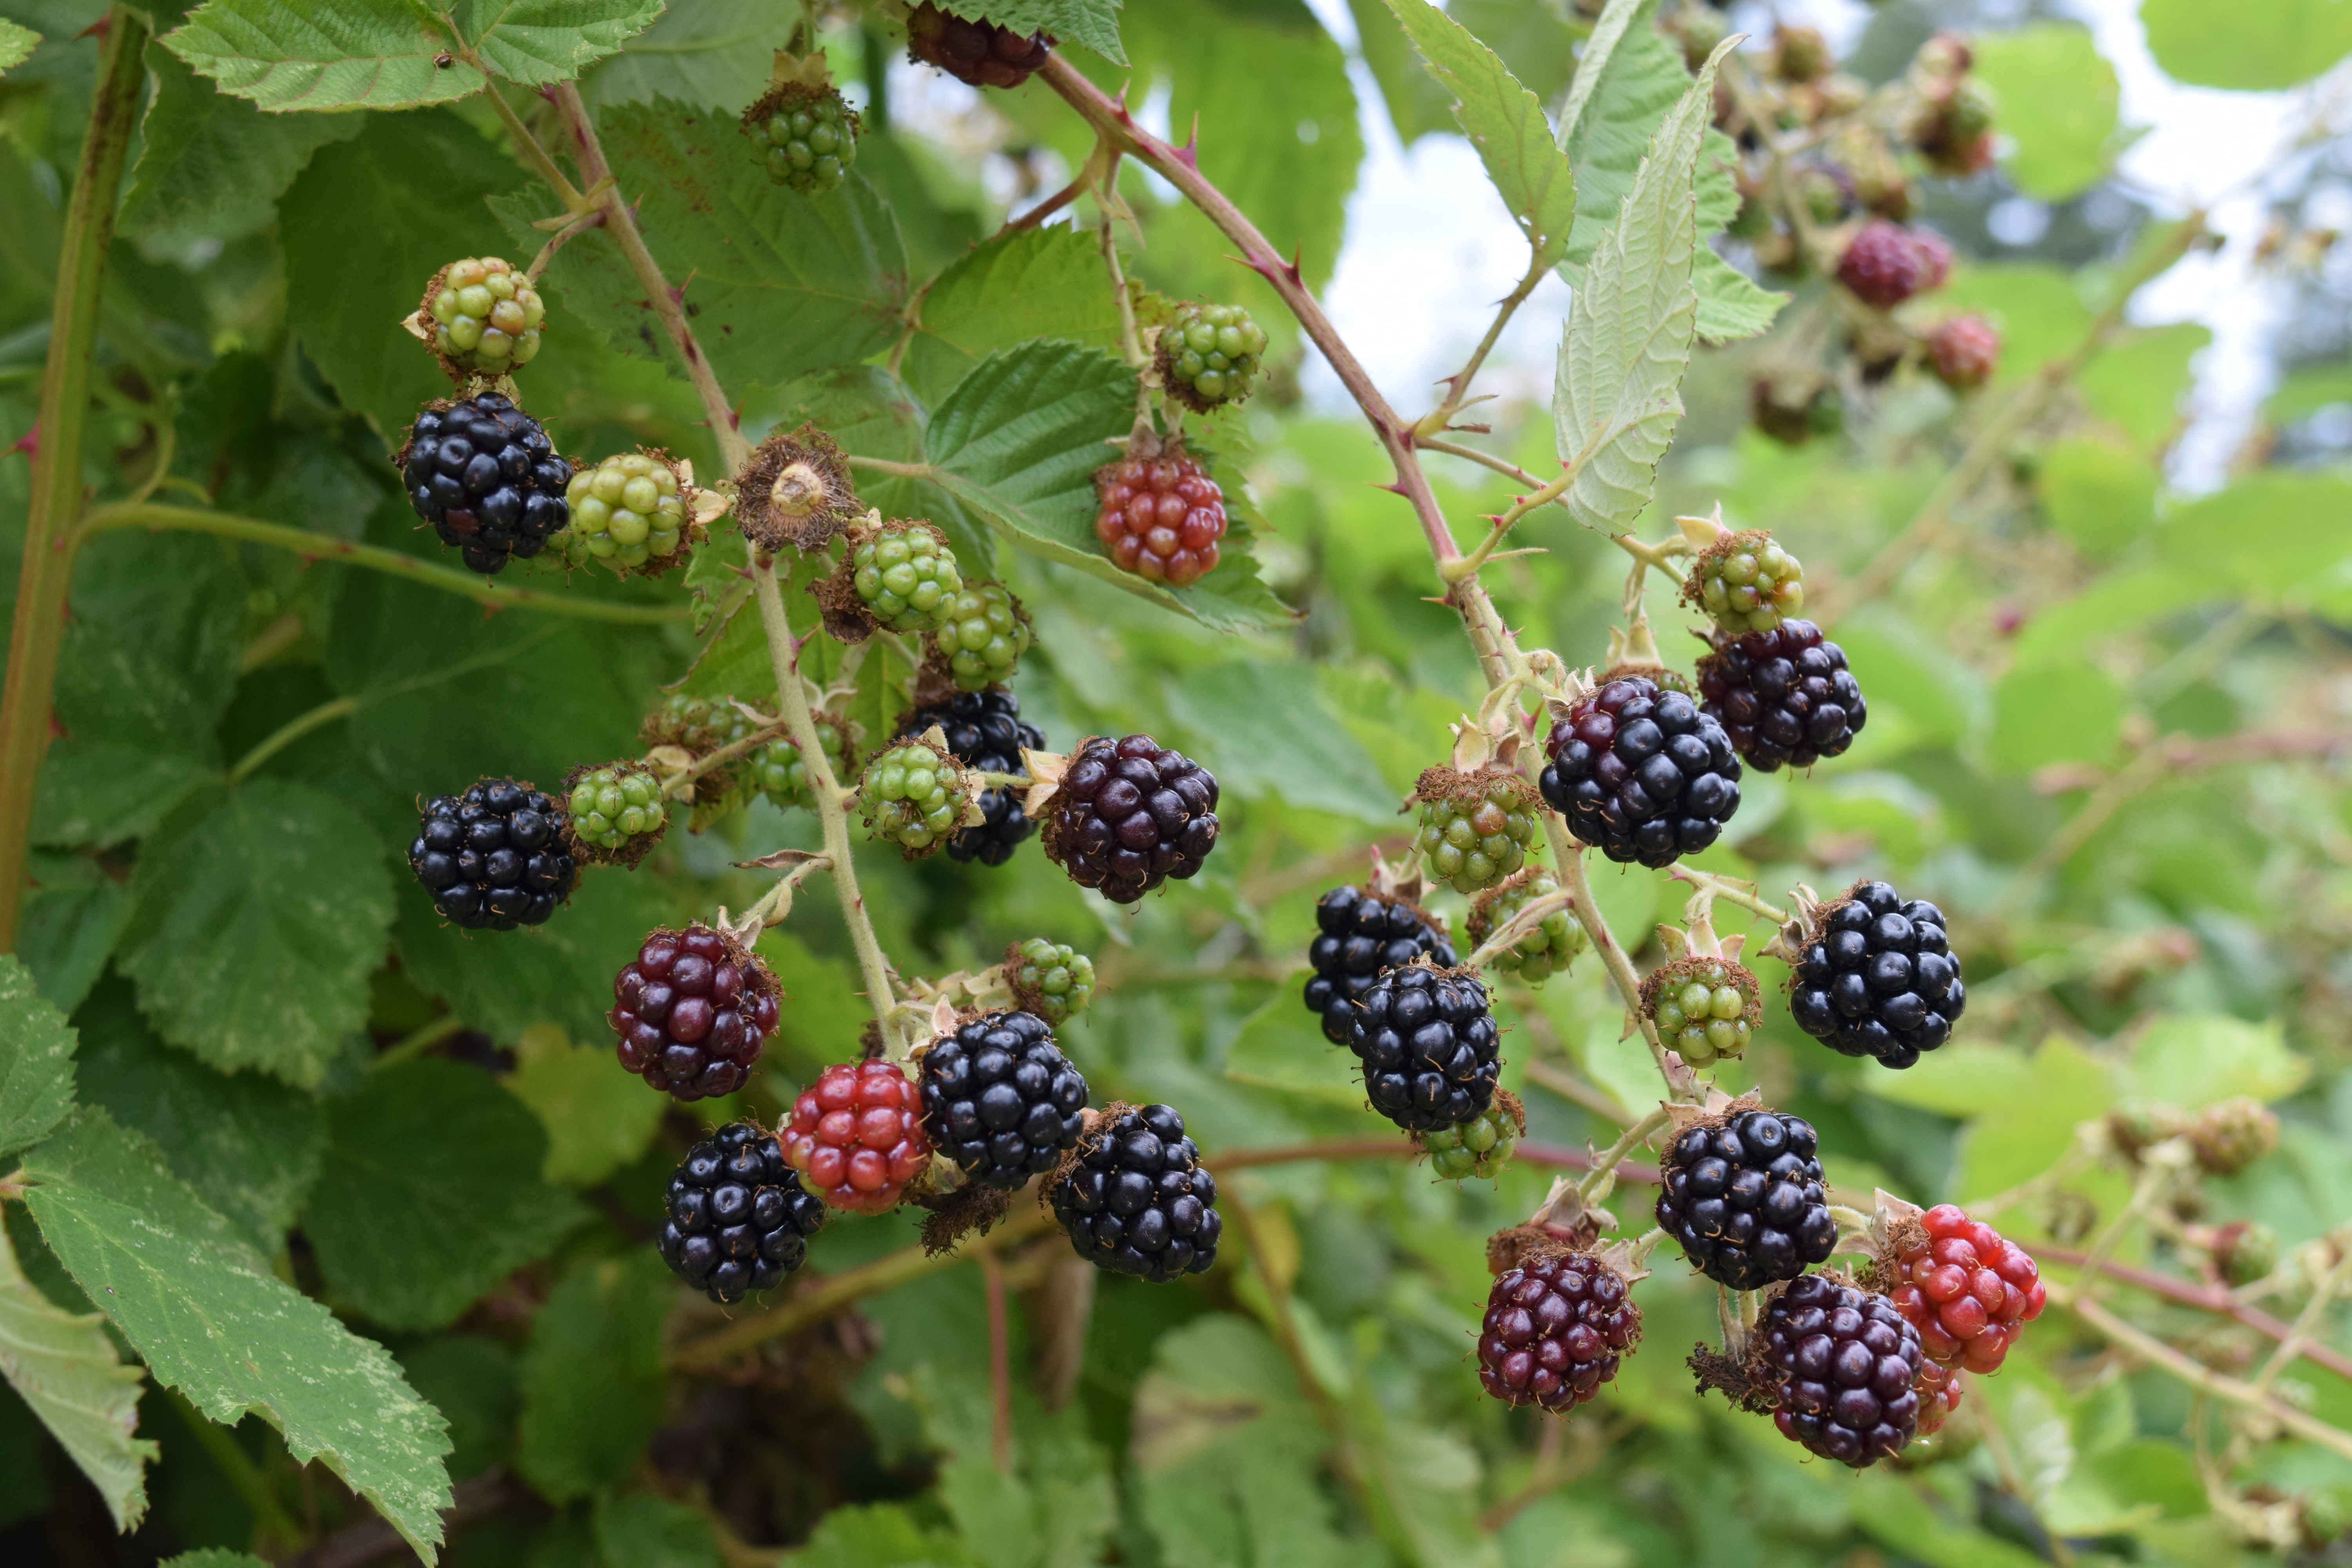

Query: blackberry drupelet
[1539,675,1742,868]
[399,393,571,575]
[1347,964,1501,1133]
[1303,884,1457,1045]
[1477,1251,1640,1413]
[1422,1096,1521,1181]
[658,1122,826,1305]
[917,1010,1089,1189]
[609,924,780,1101]
[564,761,667,864]
[1043,735,1220,903]
[409,779,575,929]
[1696,620,1867,772]
[1655,1106,1838,1289]
[1047,1103,1222,1282]
[895,688,1045,866]
[1787,880,1964,1068]
[1642,956,1759,1068]
[1758,1274,1926,1468]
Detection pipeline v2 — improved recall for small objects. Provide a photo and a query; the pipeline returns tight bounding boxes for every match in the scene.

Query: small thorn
[7,420,36,461]
[1283,246,1304,287]
[74,15,109,39]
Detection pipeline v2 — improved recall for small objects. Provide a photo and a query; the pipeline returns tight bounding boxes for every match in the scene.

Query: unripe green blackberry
[560,451,688,573]
[859,736,971,857]
[1158,301,1268,412]
[1466,869,1585,985]
[1641,956,1759,1068]
[1413,765,1540,895]
[421,255,544,374]
[564,762,669,864]
[1420,1094,1523,1181]
[851,520,961,633]
[742,720,850,812]
[1685,529,1806,637]
[1009,937,1093,1025]
[2188,1098,2278,1176]
[751,87,859,194]
[928,579,1030,691]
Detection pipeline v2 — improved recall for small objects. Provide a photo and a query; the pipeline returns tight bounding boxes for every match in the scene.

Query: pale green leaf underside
[0,953,76,1161]
[0,1216,155,1531]
[23,1112,455,1563]
[123,45,364,237]
[0,19,39,75]
[941,0,1126,65]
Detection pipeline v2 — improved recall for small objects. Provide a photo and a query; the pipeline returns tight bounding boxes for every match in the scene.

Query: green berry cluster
[427,256,545,372]
[1161,301,1268,409]
[1467,871,1586,986]
[1648,959,1755,1067]
[1010,938,1093,1025]
[860,739,968,855]
[1688,531,1805,636]
[740,721,848,812]
[759,91,859,193]
[561,452,686,570]
[1421,1099,1520,1181]
[852,522,962,633]
[929,579,1030,690]
[567,764,667,852]
[1415,769,1539,895]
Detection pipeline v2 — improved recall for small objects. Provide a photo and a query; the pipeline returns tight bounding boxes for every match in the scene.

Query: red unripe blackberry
[1346,964,1501,1132]
[1913,1359,1964,1436]
[1788,880,1966,1069]
[1092,448,1227,588]
[783,1060,932,1214]
[1837,220,1951,309]
[916,1010,1089,1190]
[1886,1205,2044,1373]
[1043,735,1219,903]
[1047,1103,1222,1282]
[1926,314,2001,390]
[398,393,572,575]
[1477,1252,1641,1413]
[609,924,780,1102]
[1759,1274,1926,1468]
[1539,675,1743,868]
[1655,1107,1838,1289]
[409,779,575,929]
[906,2,1051,88]
[1302,884,1456,1045]
[1696,619,1868,773]
[658,1122,826,1305]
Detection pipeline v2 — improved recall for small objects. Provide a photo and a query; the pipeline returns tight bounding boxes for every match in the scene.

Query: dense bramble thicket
[4,0,2352,1564]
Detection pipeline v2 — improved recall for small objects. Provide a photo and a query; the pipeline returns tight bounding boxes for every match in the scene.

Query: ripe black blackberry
[1539,675,1742,868]
[398,393,572,575]
[1787,881,1964,1069]
[1042,735,1219,903]
[1302,885,1456,1045]
[1047,1103,1222,1282]
[895,688,1044,866]
[1477,1251,1641,1413]
[1758,1274,1926,1468]
[917,1010,1089,1189]
[1347,964,1501,1133]
[1655,1105,1837,1289]
[408,779,575,929]
[658,1122,827,1305]
[1696,620,1867,772]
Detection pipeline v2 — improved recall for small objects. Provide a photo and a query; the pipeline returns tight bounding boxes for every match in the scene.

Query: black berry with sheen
[1788,881,1964,1069]
[1043,735,1219,903]
[1759,1274,1926,1468]
[1477,1252,1640,1413]
[399,393,571,575]
[609,925,782,1101]
[1303,884,1457,1045]
[1539,675,1742,868]
[895,688,1045,866]
[658,1122,827,1305]
[409,779,574,929]
[1655,1107,1837,1289]
[1048,1103,1222,1282]
[1697,620,1867,772]
[1347,965,1501,1132]
[918,1010,1089,1190]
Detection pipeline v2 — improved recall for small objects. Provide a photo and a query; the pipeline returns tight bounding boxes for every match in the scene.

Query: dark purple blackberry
[918,1010,1089,1189]
[1042,735,1220,904]
[608,925,782,1102]
[1654,1107,1837,1290]
[1539,675,1742,869]
[1696,621,1867,772]
[1760,1274,1925,1467]
[1303,885,1456,1045]
[1788,880,1964,1069]
[398,393,572,575]
[1046,1103,1221,1282]
[1477,1251,1641,1412]
[906,1,1052,88]
[658,1122,827,1305]
[895,687,1043,866]
[1346,965,1500,1132]
[408,778,575,929]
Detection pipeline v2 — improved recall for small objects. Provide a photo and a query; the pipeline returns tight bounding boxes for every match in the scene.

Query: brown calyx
[735,423,861,553]
[915,1178,1014,1257]
[1412,761,1537,810]
[1637,953,1764,1029]
[741,78,858,137]
[1038,1102,1132,1210]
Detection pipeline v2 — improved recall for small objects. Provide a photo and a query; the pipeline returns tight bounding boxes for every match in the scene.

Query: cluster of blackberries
[408,779,575,929]
[1539,675,1742,868]
[917,1011,1088,1189]
[1301,885,1456,1045]
[896,689,1044,866]
[1788,881,1965,1069]
[400,393,571,575]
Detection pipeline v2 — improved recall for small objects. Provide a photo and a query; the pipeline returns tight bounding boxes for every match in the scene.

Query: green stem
[371,1013,466,1072]
[0,5,151,951]
[227,697,359,784]
[1577,1104,1671,1201]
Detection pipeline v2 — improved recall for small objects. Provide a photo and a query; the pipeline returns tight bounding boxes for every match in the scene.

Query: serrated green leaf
[122,45,362,237]
[163,0,662,113]
[0,19,39,74]
[303,1061,591,1331]
[942,0,1125,65]
[514,1251,672,1502]
[899,228,1123,405]
[0,1216,154,1532]
[575,0,794,111]
[1379,0,1575,269]
[506,1024,663,1187]
[1161,661,1400,824]
[1550,40,1719,535]
[16,857,129,1017]
[2140,0,2352,90]
[161,1553,274,1567]
[22,1111,454,1562]
[115,781,398,1089]
[0,955,76,1162]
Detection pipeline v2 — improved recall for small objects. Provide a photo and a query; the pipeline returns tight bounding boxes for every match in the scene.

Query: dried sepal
[1663,1085,1761,1138]
[735,423,862,552]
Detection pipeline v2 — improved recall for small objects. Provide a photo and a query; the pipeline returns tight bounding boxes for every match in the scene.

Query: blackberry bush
[1414,765,1540,893]
[408,779,575,929]
[1787,880,1965,1068]
[398,392,572,574]
[558,451,689,574]
[1046,1103,1223,1282]
[917,1010,1089,1189]
[1477,1250,1640,1413]
[1538,675,1742,868]
[859,735,972,858]
[1008,938,1094,1024]
[1042,735,1220,902]
[1878,1203,2045,1374]
[1157,301,1269,411]
[1655,1105,1838,1289]
[1683,529,1806,636]
[895,688,1045,866]
[783,1060,932,1214]
[658,1122,826,1305]
[906,1,1053,87]
[927,580,1031,690]
[1346,964,1502,1133]
[1756,1274,1926,1468]
[1303,883,1457,1044]
[1421,1095,1522,1181]
[608,924,780,1101]
[1696,620,1867,772]
[1092,441,1229,588]
[1466,868,1583,985]
[419,255,544,374]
